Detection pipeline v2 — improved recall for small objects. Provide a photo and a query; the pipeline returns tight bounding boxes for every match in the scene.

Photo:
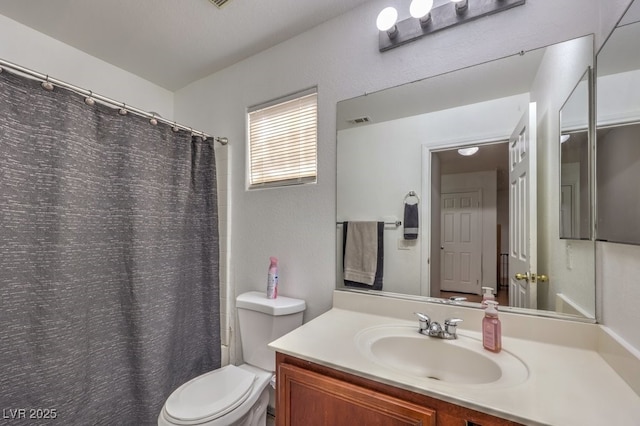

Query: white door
[509,103,538,309]
[560,162,580,239]
[440,191,482,295]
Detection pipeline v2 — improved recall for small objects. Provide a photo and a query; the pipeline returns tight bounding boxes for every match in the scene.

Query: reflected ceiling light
[376,7,399,39]
[377,0,526,52]
[560,134,571,144]
[410,0,434,26]
[458,146,479,156]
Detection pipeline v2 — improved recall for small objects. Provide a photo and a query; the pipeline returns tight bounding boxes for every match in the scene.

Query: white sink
[355,325,529,387]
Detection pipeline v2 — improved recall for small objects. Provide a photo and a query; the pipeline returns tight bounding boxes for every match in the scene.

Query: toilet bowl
[158,292,305,426]
[158,364,271,426]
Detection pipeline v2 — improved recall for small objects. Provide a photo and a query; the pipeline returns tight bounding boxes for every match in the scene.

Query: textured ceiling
[0,0,371,90]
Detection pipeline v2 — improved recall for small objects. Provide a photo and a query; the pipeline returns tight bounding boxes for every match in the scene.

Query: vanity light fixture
[377,0,526,52]
[457,146,479,156]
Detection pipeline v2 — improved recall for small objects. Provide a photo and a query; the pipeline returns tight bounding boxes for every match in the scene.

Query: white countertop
[269,305,640,425]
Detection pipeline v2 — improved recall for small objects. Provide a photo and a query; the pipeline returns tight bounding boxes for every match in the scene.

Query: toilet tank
[236,291,305,372]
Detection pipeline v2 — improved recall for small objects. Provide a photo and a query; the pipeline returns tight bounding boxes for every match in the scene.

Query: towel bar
[336,220,401,227]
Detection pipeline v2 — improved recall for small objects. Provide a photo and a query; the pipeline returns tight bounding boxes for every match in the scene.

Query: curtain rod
[0,58,228,146]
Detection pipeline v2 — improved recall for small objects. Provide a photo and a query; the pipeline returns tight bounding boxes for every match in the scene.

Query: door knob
[514,272,529,281]
[534,274,549,282]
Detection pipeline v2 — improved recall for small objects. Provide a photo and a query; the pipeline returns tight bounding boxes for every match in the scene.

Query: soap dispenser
[481,287,495,307]
[482,300,502,353]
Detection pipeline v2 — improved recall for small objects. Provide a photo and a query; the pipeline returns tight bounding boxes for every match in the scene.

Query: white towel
[343,221,379,285]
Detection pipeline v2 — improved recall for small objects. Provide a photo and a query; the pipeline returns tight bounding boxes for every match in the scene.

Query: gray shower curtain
[0,70,221,425]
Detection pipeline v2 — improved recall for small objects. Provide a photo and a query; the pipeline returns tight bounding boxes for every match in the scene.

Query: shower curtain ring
[84,90,95,106]
[119,103,128,116]
[172,122,180,132]
[149,113,158,126]
[41,75,54,91]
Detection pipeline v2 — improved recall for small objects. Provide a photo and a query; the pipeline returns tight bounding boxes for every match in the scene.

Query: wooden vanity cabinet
[276,352,523,426]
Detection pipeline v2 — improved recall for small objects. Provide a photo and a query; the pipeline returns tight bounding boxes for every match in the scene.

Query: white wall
[170,0,639,358]
[598,0,636,49]
[597,69,640,125]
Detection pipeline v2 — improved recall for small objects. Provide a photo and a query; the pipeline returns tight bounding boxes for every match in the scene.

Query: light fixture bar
[379,0,525,52]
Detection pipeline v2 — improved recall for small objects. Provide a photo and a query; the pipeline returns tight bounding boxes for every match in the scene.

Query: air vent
[347,116,371,125]
[209,0,231,8]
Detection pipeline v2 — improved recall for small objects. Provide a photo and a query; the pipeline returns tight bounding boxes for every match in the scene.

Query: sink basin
[355,325,528,387]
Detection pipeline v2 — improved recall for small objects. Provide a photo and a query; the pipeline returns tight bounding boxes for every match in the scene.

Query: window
[247,88,317,189]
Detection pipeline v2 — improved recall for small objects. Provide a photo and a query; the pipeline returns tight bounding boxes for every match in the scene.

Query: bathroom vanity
[276,353,518,425]
[269,291,640,425]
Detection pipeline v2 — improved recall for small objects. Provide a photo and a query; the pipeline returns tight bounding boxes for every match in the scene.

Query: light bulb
[410,0,434,19]
[376,7,398,32]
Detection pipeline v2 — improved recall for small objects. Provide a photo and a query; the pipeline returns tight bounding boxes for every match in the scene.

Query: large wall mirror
[336,35,596,321]
[596,0,640,246]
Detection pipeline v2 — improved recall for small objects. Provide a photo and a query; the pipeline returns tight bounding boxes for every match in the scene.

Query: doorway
[428,141,510,299]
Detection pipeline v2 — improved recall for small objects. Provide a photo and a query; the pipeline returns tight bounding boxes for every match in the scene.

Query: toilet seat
[162,365,256,425]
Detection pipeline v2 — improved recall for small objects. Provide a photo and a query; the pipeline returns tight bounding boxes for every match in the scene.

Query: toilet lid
[164,365,255,424]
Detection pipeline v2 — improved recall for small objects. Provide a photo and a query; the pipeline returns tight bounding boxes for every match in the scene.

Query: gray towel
[343,222,384,290]
[343,221,379,285]
[404,202,419,240]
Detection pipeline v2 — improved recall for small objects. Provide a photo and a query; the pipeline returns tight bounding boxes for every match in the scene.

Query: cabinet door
[278,363,436,426]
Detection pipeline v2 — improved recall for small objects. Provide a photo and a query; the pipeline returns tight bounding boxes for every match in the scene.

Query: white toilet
[158,291,306,426]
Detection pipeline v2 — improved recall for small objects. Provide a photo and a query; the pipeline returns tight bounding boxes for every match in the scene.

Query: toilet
[158,291,306,426]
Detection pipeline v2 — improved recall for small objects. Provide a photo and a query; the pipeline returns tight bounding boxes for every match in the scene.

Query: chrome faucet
[414,312,463,340]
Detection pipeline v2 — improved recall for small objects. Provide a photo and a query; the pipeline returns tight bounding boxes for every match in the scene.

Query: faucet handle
[414,312,430,333]
[444,318,463,336]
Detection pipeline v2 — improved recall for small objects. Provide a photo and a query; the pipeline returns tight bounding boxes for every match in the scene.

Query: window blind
[248,90,317,188]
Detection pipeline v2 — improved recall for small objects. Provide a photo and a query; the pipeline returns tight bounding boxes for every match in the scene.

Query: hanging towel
[342,222,384,289]
[404,202,419,240]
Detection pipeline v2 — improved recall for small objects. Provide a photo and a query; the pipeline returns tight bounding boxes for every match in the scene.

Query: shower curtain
[0,70,221,425]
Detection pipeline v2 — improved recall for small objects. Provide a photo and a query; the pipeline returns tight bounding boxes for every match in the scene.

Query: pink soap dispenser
[267,257,278,299]
[482,300,502,353]
[481,286,495,307]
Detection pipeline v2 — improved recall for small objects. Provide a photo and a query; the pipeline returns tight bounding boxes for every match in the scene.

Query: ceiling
[0,0,370,91]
